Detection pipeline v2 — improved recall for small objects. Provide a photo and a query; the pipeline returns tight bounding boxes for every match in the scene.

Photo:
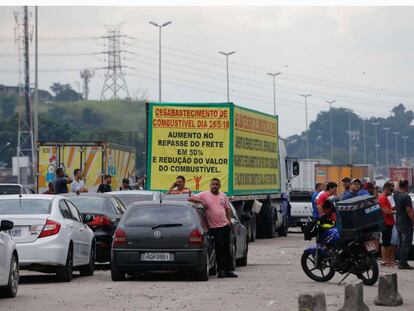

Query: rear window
[0,185,22,195]
[115,194,154,206]
[68,197,116,215]
[124,205,194,227]
[0,199,51,215]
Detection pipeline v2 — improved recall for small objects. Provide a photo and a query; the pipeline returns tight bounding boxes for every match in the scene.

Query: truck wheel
[259,201,276,239]
[249,212,257,242]
[277,216,289,237]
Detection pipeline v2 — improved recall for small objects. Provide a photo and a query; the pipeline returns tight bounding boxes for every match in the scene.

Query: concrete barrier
[374,273,403,306]
[298,292,327,311]
[338,281,369,311]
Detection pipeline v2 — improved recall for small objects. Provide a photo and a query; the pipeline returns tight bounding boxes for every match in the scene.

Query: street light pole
[300,94,312,159]
[393,131,400,165]
[383,127,390,171]
[149,21,172,102]
[219,51,236,102]
[403,136,409,163]
[372,122,379,167]
[326,100,335,162]
[267,72,281,116]
[348,112,352,164]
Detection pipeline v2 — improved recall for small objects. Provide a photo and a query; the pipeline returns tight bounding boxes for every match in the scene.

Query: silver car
[0,220,19,297]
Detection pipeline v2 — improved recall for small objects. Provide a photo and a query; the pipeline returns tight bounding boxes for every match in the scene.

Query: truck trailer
[146,102,298,240]
[36,141,136,193]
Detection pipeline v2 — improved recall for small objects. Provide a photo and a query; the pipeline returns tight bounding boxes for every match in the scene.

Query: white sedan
[0,220,19,297]
[0,195,96,282]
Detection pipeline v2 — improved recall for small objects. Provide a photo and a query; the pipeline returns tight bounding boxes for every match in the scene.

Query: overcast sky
[1,6,413,137]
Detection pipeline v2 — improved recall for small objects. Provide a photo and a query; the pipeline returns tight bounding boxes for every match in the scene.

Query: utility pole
[219,51,236,102]
[99,24,131,100]
[14,6,35,184]
[348,112,352,164]
[34,6,38,149]
[149,21,172,102]
[383,127,390,172]
[267,72,281,116]
[402,136,409,163]
[362,118,366,164]
[326,100,335,162]
[393,131,400,166]
[372,121,380,168]
[300,94,312,159]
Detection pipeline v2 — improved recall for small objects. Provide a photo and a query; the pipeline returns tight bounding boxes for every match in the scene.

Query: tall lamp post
[326,100,335,162]
[383,127,390,172]
[372,122,380,168]
[300,94,312,159]
[149,21,172,102]
[393,131,400,165]
[219,51,236,102]
[267,72,281,116]
[402,136,409,164]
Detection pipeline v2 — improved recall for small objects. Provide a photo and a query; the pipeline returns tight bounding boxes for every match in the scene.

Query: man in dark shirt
[54,168,73,194]
[97,174,112,193]
[394,179,414,269]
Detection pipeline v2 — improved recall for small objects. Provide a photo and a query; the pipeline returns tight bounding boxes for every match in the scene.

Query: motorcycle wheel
[356,255,379,286]
[301,251,335,282]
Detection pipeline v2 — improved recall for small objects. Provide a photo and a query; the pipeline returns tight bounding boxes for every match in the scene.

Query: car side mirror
[0,220,14,231]
[241,214,252,222]
[83,214,94,224]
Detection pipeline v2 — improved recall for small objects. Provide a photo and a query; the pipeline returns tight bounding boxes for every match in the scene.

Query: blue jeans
[397,226,413,265]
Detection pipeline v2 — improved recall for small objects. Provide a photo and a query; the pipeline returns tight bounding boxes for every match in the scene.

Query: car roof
[0,194,57,200]
[129,200,196,208]
[62,193,113,199]
[110,190,158,195]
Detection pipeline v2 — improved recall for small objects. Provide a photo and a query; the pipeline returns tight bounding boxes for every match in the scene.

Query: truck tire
[277,216,289,237]
[259,201,276,239]
[250,212,257,242]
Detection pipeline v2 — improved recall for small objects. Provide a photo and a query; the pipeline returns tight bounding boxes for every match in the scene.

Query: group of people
[311,177,414,270]
[44,168,144,195]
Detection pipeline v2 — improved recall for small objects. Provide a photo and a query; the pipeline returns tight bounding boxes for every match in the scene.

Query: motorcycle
[301,201,379,286]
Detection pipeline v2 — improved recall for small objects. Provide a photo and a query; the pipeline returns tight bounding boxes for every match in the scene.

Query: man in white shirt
[71,169,88,194]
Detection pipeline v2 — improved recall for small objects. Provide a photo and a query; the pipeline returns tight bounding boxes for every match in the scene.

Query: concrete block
[338,281,369,311]
[374,273,403,306]
[298,292,326,311]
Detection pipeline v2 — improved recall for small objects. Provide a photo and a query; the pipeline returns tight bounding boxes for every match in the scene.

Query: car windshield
[0,199,51,215]
[68,197,115,215]
[0,185,21,195]
[115,194,154,206]
[124,205,193,227]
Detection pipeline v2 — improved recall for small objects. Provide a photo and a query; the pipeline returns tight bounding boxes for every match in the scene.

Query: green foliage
[50,82,82,102]
[286,104,414,166]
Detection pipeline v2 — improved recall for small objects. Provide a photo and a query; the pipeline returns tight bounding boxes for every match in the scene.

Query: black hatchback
[65,194,126,262]
[111,201,216,281]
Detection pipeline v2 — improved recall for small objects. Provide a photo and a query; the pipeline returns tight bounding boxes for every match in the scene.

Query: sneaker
[217,271,226,278]
[225,271,238,278]
[398,263,414,270]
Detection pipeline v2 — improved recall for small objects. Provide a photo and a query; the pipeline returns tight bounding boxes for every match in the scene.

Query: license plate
[141,252,174,262]
[364,240,377,252]
[7,229,22,237]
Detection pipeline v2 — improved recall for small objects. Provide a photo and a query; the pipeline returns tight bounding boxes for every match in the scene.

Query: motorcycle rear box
[336,195,384,232]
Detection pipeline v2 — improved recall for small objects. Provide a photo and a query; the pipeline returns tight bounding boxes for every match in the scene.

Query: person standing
[168,175,191,195]
[54,168,72,194]
[71,169,88,194]
[394,179,414,269]
[97,175,112,193]
[341,178,369,200]
[378,182,395,267]
[120,178,132,190]
[341,177,351,198]
[311,183,324,219]
[189,178,237,278]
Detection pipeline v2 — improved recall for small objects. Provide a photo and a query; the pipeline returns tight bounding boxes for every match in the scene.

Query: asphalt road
[2,231,414,311]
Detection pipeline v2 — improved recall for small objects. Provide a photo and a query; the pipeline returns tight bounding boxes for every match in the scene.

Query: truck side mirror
[292,161,300,177]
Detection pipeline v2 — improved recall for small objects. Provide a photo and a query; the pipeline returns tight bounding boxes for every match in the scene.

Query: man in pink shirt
[189,178,237,278]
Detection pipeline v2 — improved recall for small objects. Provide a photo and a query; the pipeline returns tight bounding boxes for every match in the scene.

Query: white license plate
[7,229,22,237]
[364,240,377,252]
[141,252,173,262]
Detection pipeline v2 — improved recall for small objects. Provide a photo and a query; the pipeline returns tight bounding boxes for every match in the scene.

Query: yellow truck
[315,164,374,194]
[36,142,136,193]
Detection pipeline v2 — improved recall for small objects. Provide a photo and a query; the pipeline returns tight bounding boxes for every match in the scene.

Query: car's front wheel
[0,253,19,298]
